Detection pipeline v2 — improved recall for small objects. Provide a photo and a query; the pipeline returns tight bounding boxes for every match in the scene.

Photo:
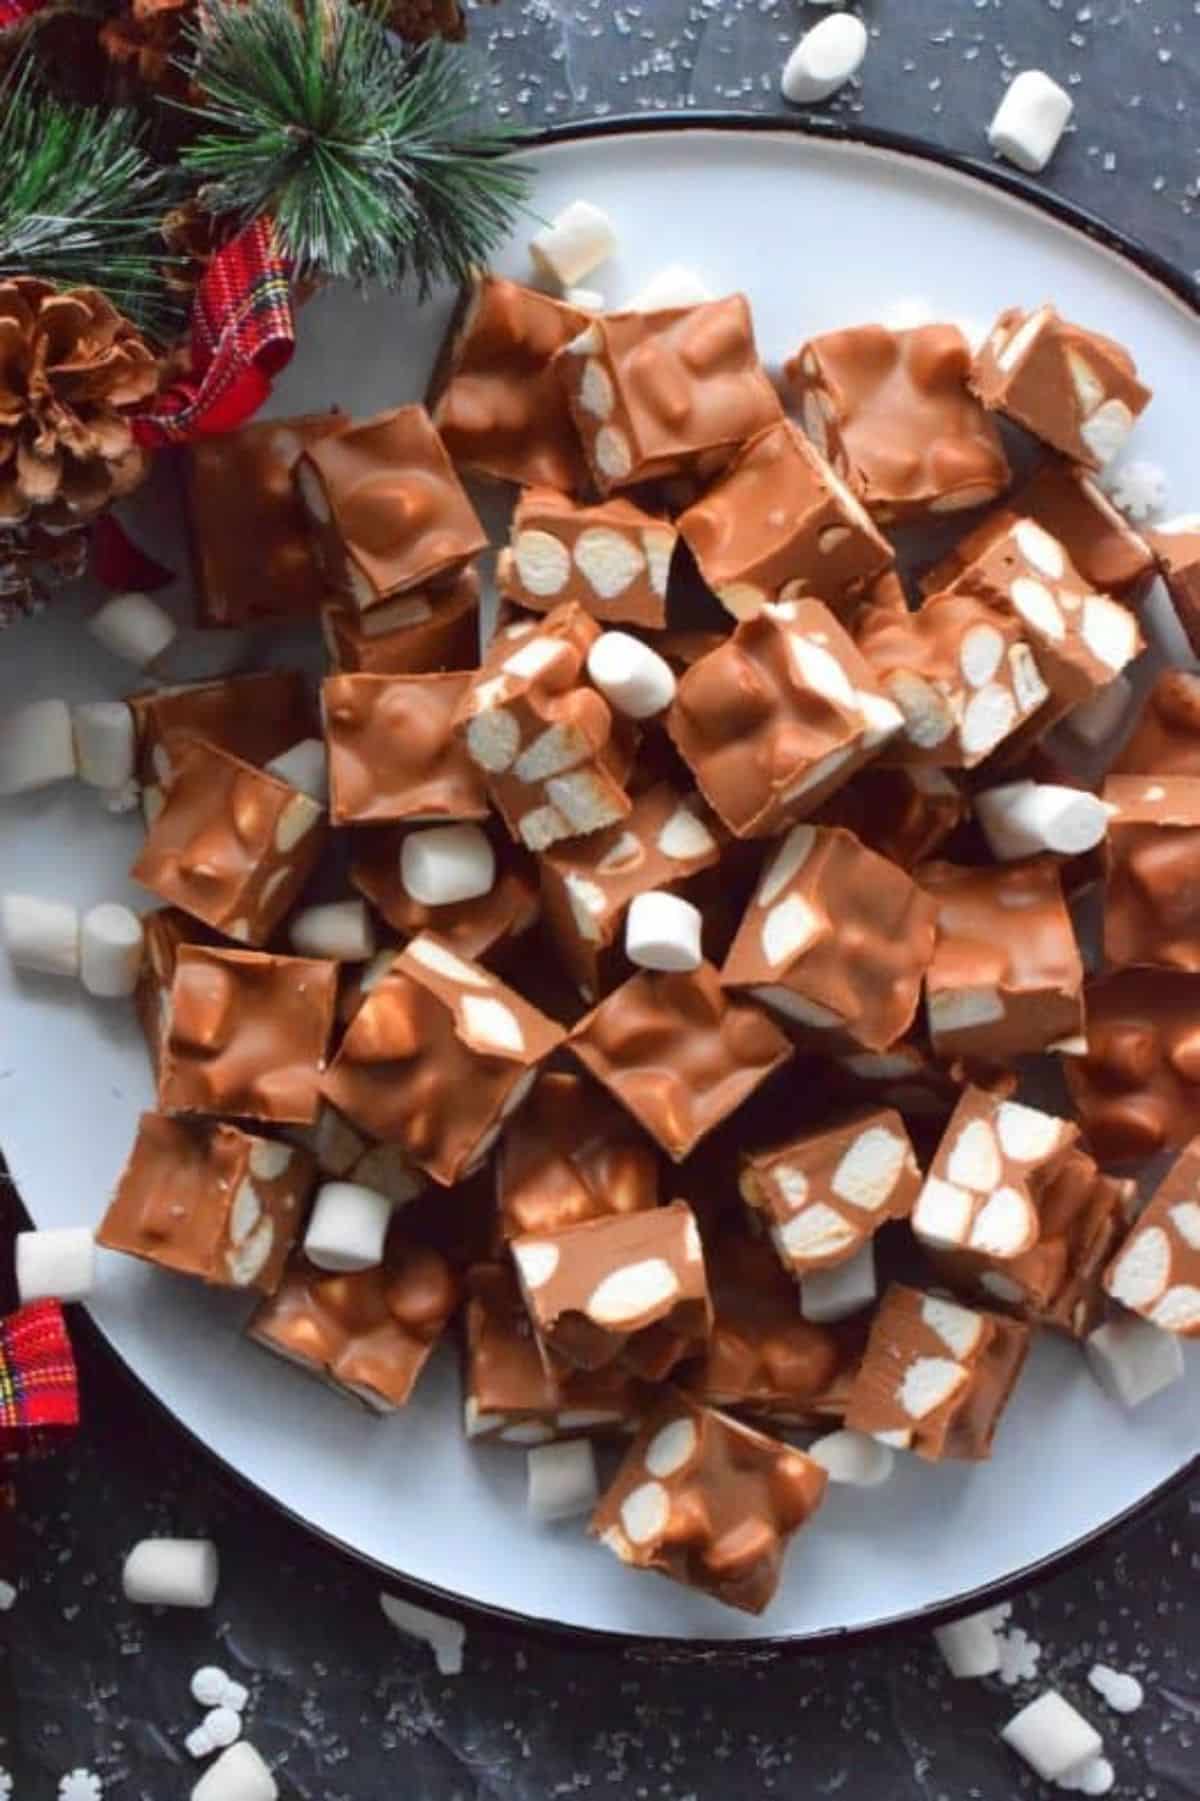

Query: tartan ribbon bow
[0,1299,79,1463]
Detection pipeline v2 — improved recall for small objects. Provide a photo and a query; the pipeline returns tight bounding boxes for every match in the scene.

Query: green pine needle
[0,54,182,340]
[178,0,533,294]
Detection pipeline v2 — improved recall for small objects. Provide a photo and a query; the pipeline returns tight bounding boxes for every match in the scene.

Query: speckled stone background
[4,1,1200,1796]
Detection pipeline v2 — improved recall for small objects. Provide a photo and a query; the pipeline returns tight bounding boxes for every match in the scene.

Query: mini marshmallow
[625,890,703,972]
[1001,1690,1103,1782]
[263,737,328,803]
[1059,675,1132,751]
[400,823,496,908]
[1087,1664,1144,1714]
[289,898,376,961]
[974,780,1110,861]
[191,1742,277,1801]
[72,702,136,791]
[625,265,714,311]
[80,903,145,998]
[204,1706,242,1749]
[0,698,77,796]
[988,69,1074,173]
[565,286,604,311]
[0,1579,14,1610]
[781,13,868,104]
[933,1610,1002,1678]
[1085,1315,1184,1409]
[303,1181,393,1273]
[186,1726,216,1760]
[222,1680,249,1713]
[530,200,618,288]
[191,1666,231,1708]
[2,893,80,977]
[122,1538,220,1608]
[16,1227,95,1305]
[808,1429,894,1488]
[1103,458,1168,523]
[800,1240,877,1324]
[1059,1757,1116,1796]
[88,591,177,669]
[586,631,676,719]
[379,1591,466,1675]
[526,1439,599,1522]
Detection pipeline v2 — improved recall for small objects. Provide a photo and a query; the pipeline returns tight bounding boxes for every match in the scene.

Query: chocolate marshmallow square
[971,303,1151,470]
[296,404,486,609]
[134,907,216,1076]
[1064,967,1200,1163]
[1147,515,1200,658]
[350,822,539,966]
[1103,775,1200,970]
[323,670,488,826]
[677,418,894,622]
[1103,1137,1200,1336]
[321,566,480,674]
[785,323,1010,522]
[1113,670,1200,778]
[131,736,327,946]
[567,962,792,1161]
[920,858,1085,1061]
[497,1070,659,1242]
[98,1111,315,1293]
[498,486,675,627]
[128,670,314,796]
[911,1088,1078,1267]
[591,1392,827,1615]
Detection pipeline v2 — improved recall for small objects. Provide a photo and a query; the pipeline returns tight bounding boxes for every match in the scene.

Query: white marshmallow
[222,1681,249,1713]
[191,1742,277,1801]
[1002,1692,1103,1782]
[1085,1315,1184,1409]
[80,903,145,998]
[988,70,1074,173]
[72,702,136,791]
[781,14,868,104]
[186,1726,216,1760]
[88,591,177,669]
[288,898,375,961]
[401,823,496,907]
[263,737,328,804]
[526,1439,599,1522]
[204,1706,242,1749]
[974,780,1110,860]
[624,890,703,972]
[1059,675,1132,751]
[530,200,618,287]
[0,698,77,795]
[303,1181,392,1273]
[933,1611,1002,1679]
[799,1240,877,1323]
[2,893,80,977]
[565,286,604,311]
[808,1429,894,1488]
[379,1591,466,1674]
[1087,1664,1144,1714]
[625,265,714,311]
[15,1227,95,1304]
[190,1665,231,1708]
[586,631,676,719]
[122,1538,220,1608]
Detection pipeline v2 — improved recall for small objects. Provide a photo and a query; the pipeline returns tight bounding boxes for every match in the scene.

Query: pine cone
[387,0,467,42]
[0,519,90,625]
[98,0,194,102]
[0,279,160,532]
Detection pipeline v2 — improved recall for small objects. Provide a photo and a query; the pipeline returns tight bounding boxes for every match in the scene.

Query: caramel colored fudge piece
[296,404,486,609]
[667,600,903,838]
[322,933,564,1183]
[1147,515,1200,657]
[128,670,313,792]
[785,323,1010,522]
[1103,1138,1200,1335]
[512,1200,711,1382]
[249,1235,459,1411]
[1112,670,1200,777]
[131,737,327,947]
[160,945,337,1125]
[740,1108,920,1277]
[971,303,1151,470]
[538,782,721,998]
[323,670,488,826]
[498,487,675,628]
[722,823,937,1050]
[921,859,1085,1061]
[677,419,893,622]
[186,411,346,625]
[556,296,782,492]
[1064,967,1200,1163]
[455,606,633,852]
[321,566,480,674]
[911,1088,1077,1266]
[815,764,966,869]
[591,1392,827,1616]
[497,1070,659,1241]
[431,274,590,492]
[134,907,216,1075]
[98,1112,315,1293]
[350,824,539,965]
[568,963,792,1161]
[1103,775,1200,970]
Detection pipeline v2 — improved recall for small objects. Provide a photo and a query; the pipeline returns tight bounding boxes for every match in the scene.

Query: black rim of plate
[28,110,1200,1658]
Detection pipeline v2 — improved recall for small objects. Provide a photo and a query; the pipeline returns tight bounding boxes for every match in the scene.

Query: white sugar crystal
[997,1623,1043,1686]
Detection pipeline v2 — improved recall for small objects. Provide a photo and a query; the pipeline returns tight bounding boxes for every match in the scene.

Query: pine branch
[0,53,183,340]
[178,0,532,294]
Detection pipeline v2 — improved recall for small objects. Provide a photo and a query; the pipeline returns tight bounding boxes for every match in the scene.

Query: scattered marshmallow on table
[379,1591,466,1674]
[191,1666,233,1708]
[625,264,714,310]
[2,893,80,977]
[263,737,329,803]
[122,1538,219,1608]
[88,591,177,670]
[800,1240,877,1324]
[1059,1757,1116,1796]
[625,890,703,972]
[932,1609,1002,1678]
[781,13,868,105]
[530,199,618,287]
[808,1429,894,1489]
[204,1706,243,1749]
[973,780,1110,861]
[16,1227,95,1305]
[988,69,1074,173]
[80,903,145,998]
[400,823,496,907]
[586,630,676,719]
[526,1439,599,1522]
[289,898,376,961]
[1085,1315,1184,1408]
[0,698,76,796]
[72,701,135,791]
[1001,1690,1103,1782]
[303,1180,393,1273]
[190,1742,277,1801]
[1088,1663,1144,1714]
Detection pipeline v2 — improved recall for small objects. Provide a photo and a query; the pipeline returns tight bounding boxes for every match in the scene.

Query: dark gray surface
[4,1,1200,1795]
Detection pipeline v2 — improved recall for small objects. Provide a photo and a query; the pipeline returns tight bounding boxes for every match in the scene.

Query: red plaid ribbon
[0,0,43,29]
[0,1300,79,1459]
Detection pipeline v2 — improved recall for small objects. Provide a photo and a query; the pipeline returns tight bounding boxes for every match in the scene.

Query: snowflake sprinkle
[995,1624,1042,1685]
[58,1770,103,1801]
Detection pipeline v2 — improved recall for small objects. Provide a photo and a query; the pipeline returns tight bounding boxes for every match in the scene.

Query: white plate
[3,125,1198,1647]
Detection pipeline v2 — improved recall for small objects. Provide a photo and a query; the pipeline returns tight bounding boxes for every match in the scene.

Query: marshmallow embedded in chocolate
[1102,1137,1200,1336]
[498,487,675,628]
[350,822,539,967]
[1065,967,1200,1163]
[321,566,481,675]
[1112,669,1200,778]
[1103,775,1200,971]
[971,304,1151,470]
[323,670,488,826]
[497,1069,659,1241]
[911,1086,1077,1265]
